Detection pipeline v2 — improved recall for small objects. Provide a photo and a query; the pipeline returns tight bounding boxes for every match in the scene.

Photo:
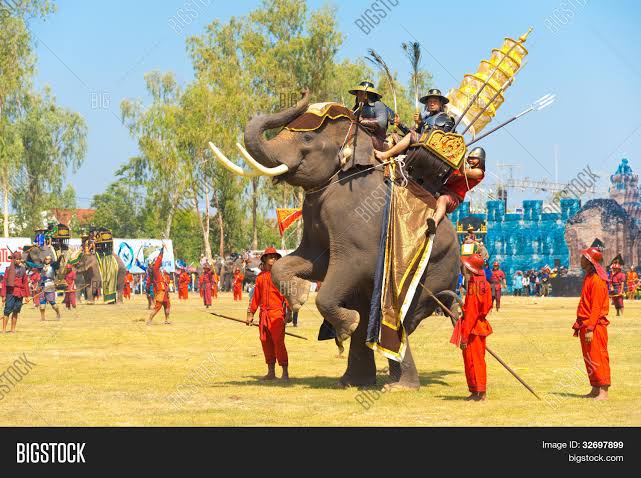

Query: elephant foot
[334,311,360,342]
[338,373,376,389]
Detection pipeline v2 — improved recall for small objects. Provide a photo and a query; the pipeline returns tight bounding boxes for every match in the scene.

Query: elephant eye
[302,133,314,143]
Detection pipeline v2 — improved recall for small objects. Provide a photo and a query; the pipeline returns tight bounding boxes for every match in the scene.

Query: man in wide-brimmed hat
[349,80,397,143]
[416,88,455,134]
[451,253,493,401]
[573,240,611,400]
[246,246,291,381]
[373,88,456,162]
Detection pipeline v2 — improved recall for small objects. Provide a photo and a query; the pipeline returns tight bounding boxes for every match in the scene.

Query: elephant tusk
[235,142,289,176]
[208,142,260,177]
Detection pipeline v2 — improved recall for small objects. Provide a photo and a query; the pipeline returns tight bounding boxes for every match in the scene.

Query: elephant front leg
[271,252,325,312]
[340,309,376,387]
[314,275,360,342]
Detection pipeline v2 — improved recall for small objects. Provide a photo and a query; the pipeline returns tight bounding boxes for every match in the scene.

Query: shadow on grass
[210,369,459,390]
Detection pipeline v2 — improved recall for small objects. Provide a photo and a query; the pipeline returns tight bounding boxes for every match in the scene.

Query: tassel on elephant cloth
[367,179,437,362]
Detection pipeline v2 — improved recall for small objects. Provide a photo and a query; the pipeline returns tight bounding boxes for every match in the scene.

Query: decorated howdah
[94,227,114,255]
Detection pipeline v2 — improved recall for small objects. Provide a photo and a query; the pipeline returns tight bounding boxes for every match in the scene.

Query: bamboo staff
[419,283,541,400]
[210,312,308,340]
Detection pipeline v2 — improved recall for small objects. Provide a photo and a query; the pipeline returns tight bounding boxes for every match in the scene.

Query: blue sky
[27,0,641,209]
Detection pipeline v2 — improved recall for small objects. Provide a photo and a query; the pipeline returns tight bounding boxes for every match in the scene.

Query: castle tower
[609,158,641,223]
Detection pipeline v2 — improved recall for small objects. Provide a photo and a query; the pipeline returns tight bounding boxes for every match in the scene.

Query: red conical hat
[581,246,608,281]
[461,254,485,275]
[261,246,282,262]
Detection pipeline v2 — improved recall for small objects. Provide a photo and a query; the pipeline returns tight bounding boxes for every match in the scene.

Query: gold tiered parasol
[447,28,532,137]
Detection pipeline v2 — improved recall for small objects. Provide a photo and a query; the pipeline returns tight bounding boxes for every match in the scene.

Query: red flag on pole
[276,208,302,236]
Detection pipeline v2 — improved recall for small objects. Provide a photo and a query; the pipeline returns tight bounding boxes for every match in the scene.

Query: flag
[276,208,302,236]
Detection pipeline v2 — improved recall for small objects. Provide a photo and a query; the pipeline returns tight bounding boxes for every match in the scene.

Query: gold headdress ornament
[447,28,533,137]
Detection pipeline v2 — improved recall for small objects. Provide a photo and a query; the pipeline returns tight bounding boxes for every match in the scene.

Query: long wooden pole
[210,312,308,340]
[419,283,541,400]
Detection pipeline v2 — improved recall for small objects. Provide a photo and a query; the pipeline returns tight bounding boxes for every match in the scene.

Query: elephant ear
[340,130,375,172]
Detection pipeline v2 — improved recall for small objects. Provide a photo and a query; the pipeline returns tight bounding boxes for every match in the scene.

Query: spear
[419,283,541,400]
[210,312,308,340]
[466,93,555,147]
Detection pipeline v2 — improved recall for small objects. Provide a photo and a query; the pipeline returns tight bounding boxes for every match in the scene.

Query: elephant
[210,91,461,390]
[23,244,127,303]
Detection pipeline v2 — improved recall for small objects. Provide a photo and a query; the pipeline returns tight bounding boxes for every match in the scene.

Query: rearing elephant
[210,92,460,389]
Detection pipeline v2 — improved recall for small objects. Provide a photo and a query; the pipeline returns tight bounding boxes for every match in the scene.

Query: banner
[0,238,174,274]
[114,239,175,273]
[276,208,302,236]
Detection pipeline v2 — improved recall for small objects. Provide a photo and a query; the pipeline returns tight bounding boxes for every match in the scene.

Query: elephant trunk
[243,90,310,168]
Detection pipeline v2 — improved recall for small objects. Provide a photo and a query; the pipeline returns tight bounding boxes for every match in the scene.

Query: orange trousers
[260,312,288,366]
[579,325,610,387]
[178,286,188,300]
[463,334,487,393]
[233,286,242,301]
[123,286,131,300]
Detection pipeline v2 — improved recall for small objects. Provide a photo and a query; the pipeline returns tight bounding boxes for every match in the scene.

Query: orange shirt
[233,272,244,288]
[461,274,493,340]
[248,271,287,318]
[124,272,134,286]
[574,272,609,334]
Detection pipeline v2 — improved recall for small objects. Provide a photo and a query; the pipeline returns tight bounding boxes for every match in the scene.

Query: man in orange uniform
[123,271,134,300]
[147,246,171,325]
[246,247,291,381]
[573,242,610,400]
[233,268,244,301]
[626,267,638,300]
[200,264,213,307]
[178,268,190,300]
[211,269,219,299]
[451,253,493,401]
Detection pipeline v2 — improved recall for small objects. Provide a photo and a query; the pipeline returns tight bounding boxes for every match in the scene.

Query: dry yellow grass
[0,291,639,426]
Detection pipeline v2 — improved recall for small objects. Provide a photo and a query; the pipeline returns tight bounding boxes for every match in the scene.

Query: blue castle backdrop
[448,159,641,291]
[450,199,581,289]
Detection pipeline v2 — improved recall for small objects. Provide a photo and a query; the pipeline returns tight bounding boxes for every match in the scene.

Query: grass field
[0,291,639,426]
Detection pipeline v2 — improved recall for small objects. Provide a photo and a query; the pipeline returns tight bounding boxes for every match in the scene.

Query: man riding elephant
[209,91,461,390]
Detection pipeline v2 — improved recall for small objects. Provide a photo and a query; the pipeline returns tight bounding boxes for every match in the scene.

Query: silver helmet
[467,147,486,161]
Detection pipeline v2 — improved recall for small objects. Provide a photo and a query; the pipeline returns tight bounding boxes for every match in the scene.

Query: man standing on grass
[246,247,291,381]
[490,261,506,311]
[178,268,190,300]
[573,242,611,400]
[233,267,244,301]
[1,252,30,333]
[147,246,171,326]
[609,254,626,316]
[451,253,493,401]
[63,263,77,310]
[123,270,134,300]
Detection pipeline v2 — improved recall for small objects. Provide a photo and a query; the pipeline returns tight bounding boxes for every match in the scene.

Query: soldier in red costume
[609,254,626,316]
[63,264,77,309]
[451,253,493,401]
[573,241,611,400]
[147,247,171,325]
[233,268,244,301]
[490,261,507,312]
[246,247,291,381]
